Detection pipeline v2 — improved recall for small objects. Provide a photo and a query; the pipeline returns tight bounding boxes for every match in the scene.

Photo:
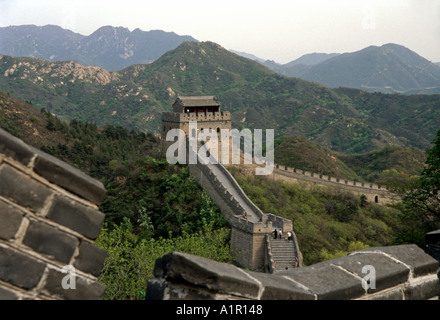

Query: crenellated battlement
[273,163,385,192]
[162,111,231,124]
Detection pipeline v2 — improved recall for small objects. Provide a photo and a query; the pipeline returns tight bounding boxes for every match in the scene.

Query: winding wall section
[187,141,300,271]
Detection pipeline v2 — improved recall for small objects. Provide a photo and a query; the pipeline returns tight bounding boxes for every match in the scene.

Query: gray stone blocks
[0,201,24,240]
[0,164,52,212]
[0,128,107,300]
[0,246,46,290]
[146,245,440,300]
[41,268,106,300]
[33,149,106,205]
[73,242,108,277]
[47,195,105,240]
[0,129,36,166]
[0,128,106,205]
[22,220,79,264]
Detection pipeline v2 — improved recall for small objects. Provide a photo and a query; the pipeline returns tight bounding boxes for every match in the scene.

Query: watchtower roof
[173,96,221,113]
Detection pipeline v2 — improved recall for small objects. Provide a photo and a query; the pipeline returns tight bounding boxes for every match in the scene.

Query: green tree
[404,129,440,226]
[393,129,440,246]
[95,218,233,300]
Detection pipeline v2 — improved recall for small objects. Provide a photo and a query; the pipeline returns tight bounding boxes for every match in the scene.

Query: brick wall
[146,244,440,300]
[0,128,107,300]
[187,144,302,271]
[272,164,395,204]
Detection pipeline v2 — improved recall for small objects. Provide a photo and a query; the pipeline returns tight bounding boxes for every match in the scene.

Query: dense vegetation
[390,129,440,246]
[338,145,426,184]
[1,91,438,300]
[0,91,232,299]
[95,220,233,300]
[274,135,363,181]
[229,167,401,265]
[1,41,440,154]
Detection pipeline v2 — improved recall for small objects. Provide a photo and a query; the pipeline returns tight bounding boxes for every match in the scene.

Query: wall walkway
[187,142,300,271]
[270,163,395,203]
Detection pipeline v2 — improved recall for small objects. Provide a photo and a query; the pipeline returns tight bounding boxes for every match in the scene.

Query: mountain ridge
[0,24,198,71]
[264,43,440,94]
[3,24,439,94]
[0,89,425,185]
[1,40,439,154]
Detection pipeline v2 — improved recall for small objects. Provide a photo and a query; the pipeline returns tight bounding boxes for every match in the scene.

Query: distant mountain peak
[0,24,198,71]
[263,43,440,94]
[285,52,341,67]
[90,25,131,35]
[1,41,439,154]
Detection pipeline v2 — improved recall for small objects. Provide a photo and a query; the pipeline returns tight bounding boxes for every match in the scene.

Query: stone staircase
[270,238,298,272]
[187,139,301,271]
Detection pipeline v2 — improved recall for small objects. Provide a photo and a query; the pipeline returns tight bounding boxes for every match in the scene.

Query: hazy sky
[1,0,439,64]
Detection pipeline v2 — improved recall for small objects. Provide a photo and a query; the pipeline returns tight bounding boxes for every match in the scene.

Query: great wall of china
[250,160,395,204]
[0,94,438,300]
[146,140,439,300]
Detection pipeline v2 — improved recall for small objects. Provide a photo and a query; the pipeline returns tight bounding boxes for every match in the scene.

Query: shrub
[95,219,234,300]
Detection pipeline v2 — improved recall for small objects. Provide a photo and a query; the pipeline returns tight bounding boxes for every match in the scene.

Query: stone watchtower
[161,96,232,162]
[162,96,231,139]
[161,96,301,271]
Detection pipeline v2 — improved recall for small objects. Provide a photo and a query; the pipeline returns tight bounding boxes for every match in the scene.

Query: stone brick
[146,279,169,300]
[153,281,218,300]
[73,241,107,277]
[0,246,46,290]
[426,230,440,264]
[46,196,105,240]
[277,264,365,300]
[352,244,439,277]
[153,251,262,299]
[252,271,315,300]
[362,288,404,300]
[404,277,440,300]
[22,220,79,264]
[147,247,440,300]
[0,164,52,213]
[0,286,20,300]
[0,200,23,240]
[0,128,36,167]
[33,150,106,205]
[319,252,409,293]
[41,268,106,300]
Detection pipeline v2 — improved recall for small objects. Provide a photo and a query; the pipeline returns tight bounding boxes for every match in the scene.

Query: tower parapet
[161,96,231,141]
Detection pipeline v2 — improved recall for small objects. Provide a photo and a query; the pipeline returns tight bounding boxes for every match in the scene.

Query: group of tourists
[273,228,292,241]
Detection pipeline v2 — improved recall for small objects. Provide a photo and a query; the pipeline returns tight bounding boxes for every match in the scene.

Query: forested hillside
[1,41,439,154]
[0,91,232,299]
[1,90,432,299]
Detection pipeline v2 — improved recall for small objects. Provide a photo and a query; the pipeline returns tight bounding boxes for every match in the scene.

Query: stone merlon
[0,128,106,205]
[146,244,440,300]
